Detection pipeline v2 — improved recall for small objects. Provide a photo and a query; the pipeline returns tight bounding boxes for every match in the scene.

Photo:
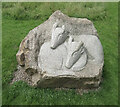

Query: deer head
[65,36,85,69]
[50,22,68,49]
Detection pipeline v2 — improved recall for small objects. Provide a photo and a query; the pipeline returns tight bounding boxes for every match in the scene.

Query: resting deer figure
[50,22,104,65]
[65,36,87,71]
[51,22,69,49]
[50,22,88,71]
[39,22,103,72]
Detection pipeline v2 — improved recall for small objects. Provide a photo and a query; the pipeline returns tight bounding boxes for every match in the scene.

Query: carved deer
[50,22,104,71]
[65,36,87,71]
[50,22,68,49]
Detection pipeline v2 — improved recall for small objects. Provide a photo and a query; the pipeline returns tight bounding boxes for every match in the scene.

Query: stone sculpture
[14,10,104,90]
[65,37,87,71]
[38,22,88,72]
[51,21,68,49]
[39,21,103,73]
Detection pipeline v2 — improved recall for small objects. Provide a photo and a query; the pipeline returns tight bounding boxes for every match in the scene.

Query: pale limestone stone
[38,41,67,72]
[14,10,104,90]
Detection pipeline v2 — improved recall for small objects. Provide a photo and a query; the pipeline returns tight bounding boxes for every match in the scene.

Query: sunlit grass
[2,2,118,105]
[2,2,106,21]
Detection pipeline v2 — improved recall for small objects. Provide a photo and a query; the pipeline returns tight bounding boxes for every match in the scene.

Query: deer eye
[58,34,62,40]
[59,34,62,37]
[72,51,78,57]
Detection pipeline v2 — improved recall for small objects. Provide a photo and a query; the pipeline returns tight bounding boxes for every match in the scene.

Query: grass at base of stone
[2,2,118,105]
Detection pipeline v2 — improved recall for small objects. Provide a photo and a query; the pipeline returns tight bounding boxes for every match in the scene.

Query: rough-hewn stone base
[12,61,103,90]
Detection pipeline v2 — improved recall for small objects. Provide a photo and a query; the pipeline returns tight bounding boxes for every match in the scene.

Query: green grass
[2,2,107,21]
[0,34,1,105]
[2,2,118,105]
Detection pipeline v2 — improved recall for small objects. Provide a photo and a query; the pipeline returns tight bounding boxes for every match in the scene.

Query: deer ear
[64,41,68,49]
[68,36,74,44]
[76,41,83,51]
[79,41,83,47]
[62,25,65,30]
[53,22,58,29]
[52,22,58,32]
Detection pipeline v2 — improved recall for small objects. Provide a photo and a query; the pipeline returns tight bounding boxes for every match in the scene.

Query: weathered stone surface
[38,41,67,71]
[14,10,104,90]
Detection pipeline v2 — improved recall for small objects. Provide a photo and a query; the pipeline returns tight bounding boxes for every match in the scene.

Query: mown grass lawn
[2,2,118,105]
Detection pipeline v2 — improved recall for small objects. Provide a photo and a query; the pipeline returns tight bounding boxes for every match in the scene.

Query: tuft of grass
[2,2,118,105]
[2,2,107,21]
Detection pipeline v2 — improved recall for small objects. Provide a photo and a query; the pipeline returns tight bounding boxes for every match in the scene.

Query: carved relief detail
[38,22,103,72]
